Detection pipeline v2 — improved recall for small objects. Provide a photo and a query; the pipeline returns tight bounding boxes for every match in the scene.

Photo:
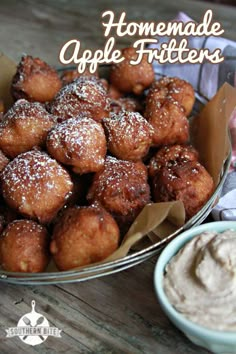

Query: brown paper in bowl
[0,53,236,275]
[191,83,236,186]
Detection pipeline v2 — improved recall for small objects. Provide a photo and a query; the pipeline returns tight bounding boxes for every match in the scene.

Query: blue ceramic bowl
[154,221,236,354]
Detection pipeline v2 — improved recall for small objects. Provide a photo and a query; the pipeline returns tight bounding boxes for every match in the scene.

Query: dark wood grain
[0,1,235,353]
[0,258,209,354]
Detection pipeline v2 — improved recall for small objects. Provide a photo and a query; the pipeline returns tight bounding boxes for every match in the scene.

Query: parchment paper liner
[0,52,235,275]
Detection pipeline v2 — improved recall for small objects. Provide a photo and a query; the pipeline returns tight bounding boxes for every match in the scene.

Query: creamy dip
[163,230,236,331]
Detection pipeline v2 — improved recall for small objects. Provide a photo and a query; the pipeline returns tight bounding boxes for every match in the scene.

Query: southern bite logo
[5,300,62,346]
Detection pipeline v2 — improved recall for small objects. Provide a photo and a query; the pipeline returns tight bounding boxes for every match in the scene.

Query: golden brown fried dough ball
[87,156,150,229]
[148,77,195,116]
[0,220,50,272]
[50,204,120,270]
[50,76,110,122]
[11,55,62,103]
[110,97,143,114]
[149,144,199,178]
[0,99,55,158]
[152,161,214,220]
[61,68,98,85]
[103,111,153,161]
[0,150,9,173]
[144,97,189,146]
[1,150,73,224]
[110,47,155,95]
[47,117,106,174]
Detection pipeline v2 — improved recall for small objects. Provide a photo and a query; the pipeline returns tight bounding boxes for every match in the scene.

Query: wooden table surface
[0,1,236,353]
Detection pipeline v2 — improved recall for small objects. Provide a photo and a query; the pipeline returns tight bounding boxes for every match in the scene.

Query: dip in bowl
[154,221,236,354]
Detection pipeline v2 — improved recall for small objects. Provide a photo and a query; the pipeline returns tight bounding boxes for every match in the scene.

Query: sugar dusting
[50,76,110,120]
[88,156,149,210]
[103,111,153,145]
[2,219,45,238]
[149,144,199,175]
[47,116,106,165]
[145,76,193,118]
[2,150,72,204]
[1,99,55,128]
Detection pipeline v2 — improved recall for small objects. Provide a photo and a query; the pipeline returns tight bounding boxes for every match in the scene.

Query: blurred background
[199,0,235,4]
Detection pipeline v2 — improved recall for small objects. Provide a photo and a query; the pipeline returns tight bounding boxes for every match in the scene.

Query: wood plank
[0,258,209,353]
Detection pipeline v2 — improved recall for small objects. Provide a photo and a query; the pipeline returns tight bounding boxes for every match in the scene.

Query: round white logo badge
[5,300,62,346]
[17,300,49,346]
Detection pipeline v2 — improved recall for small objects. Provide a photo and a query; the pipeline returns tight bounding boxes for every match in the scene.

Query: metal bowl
[0,69,231,285]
